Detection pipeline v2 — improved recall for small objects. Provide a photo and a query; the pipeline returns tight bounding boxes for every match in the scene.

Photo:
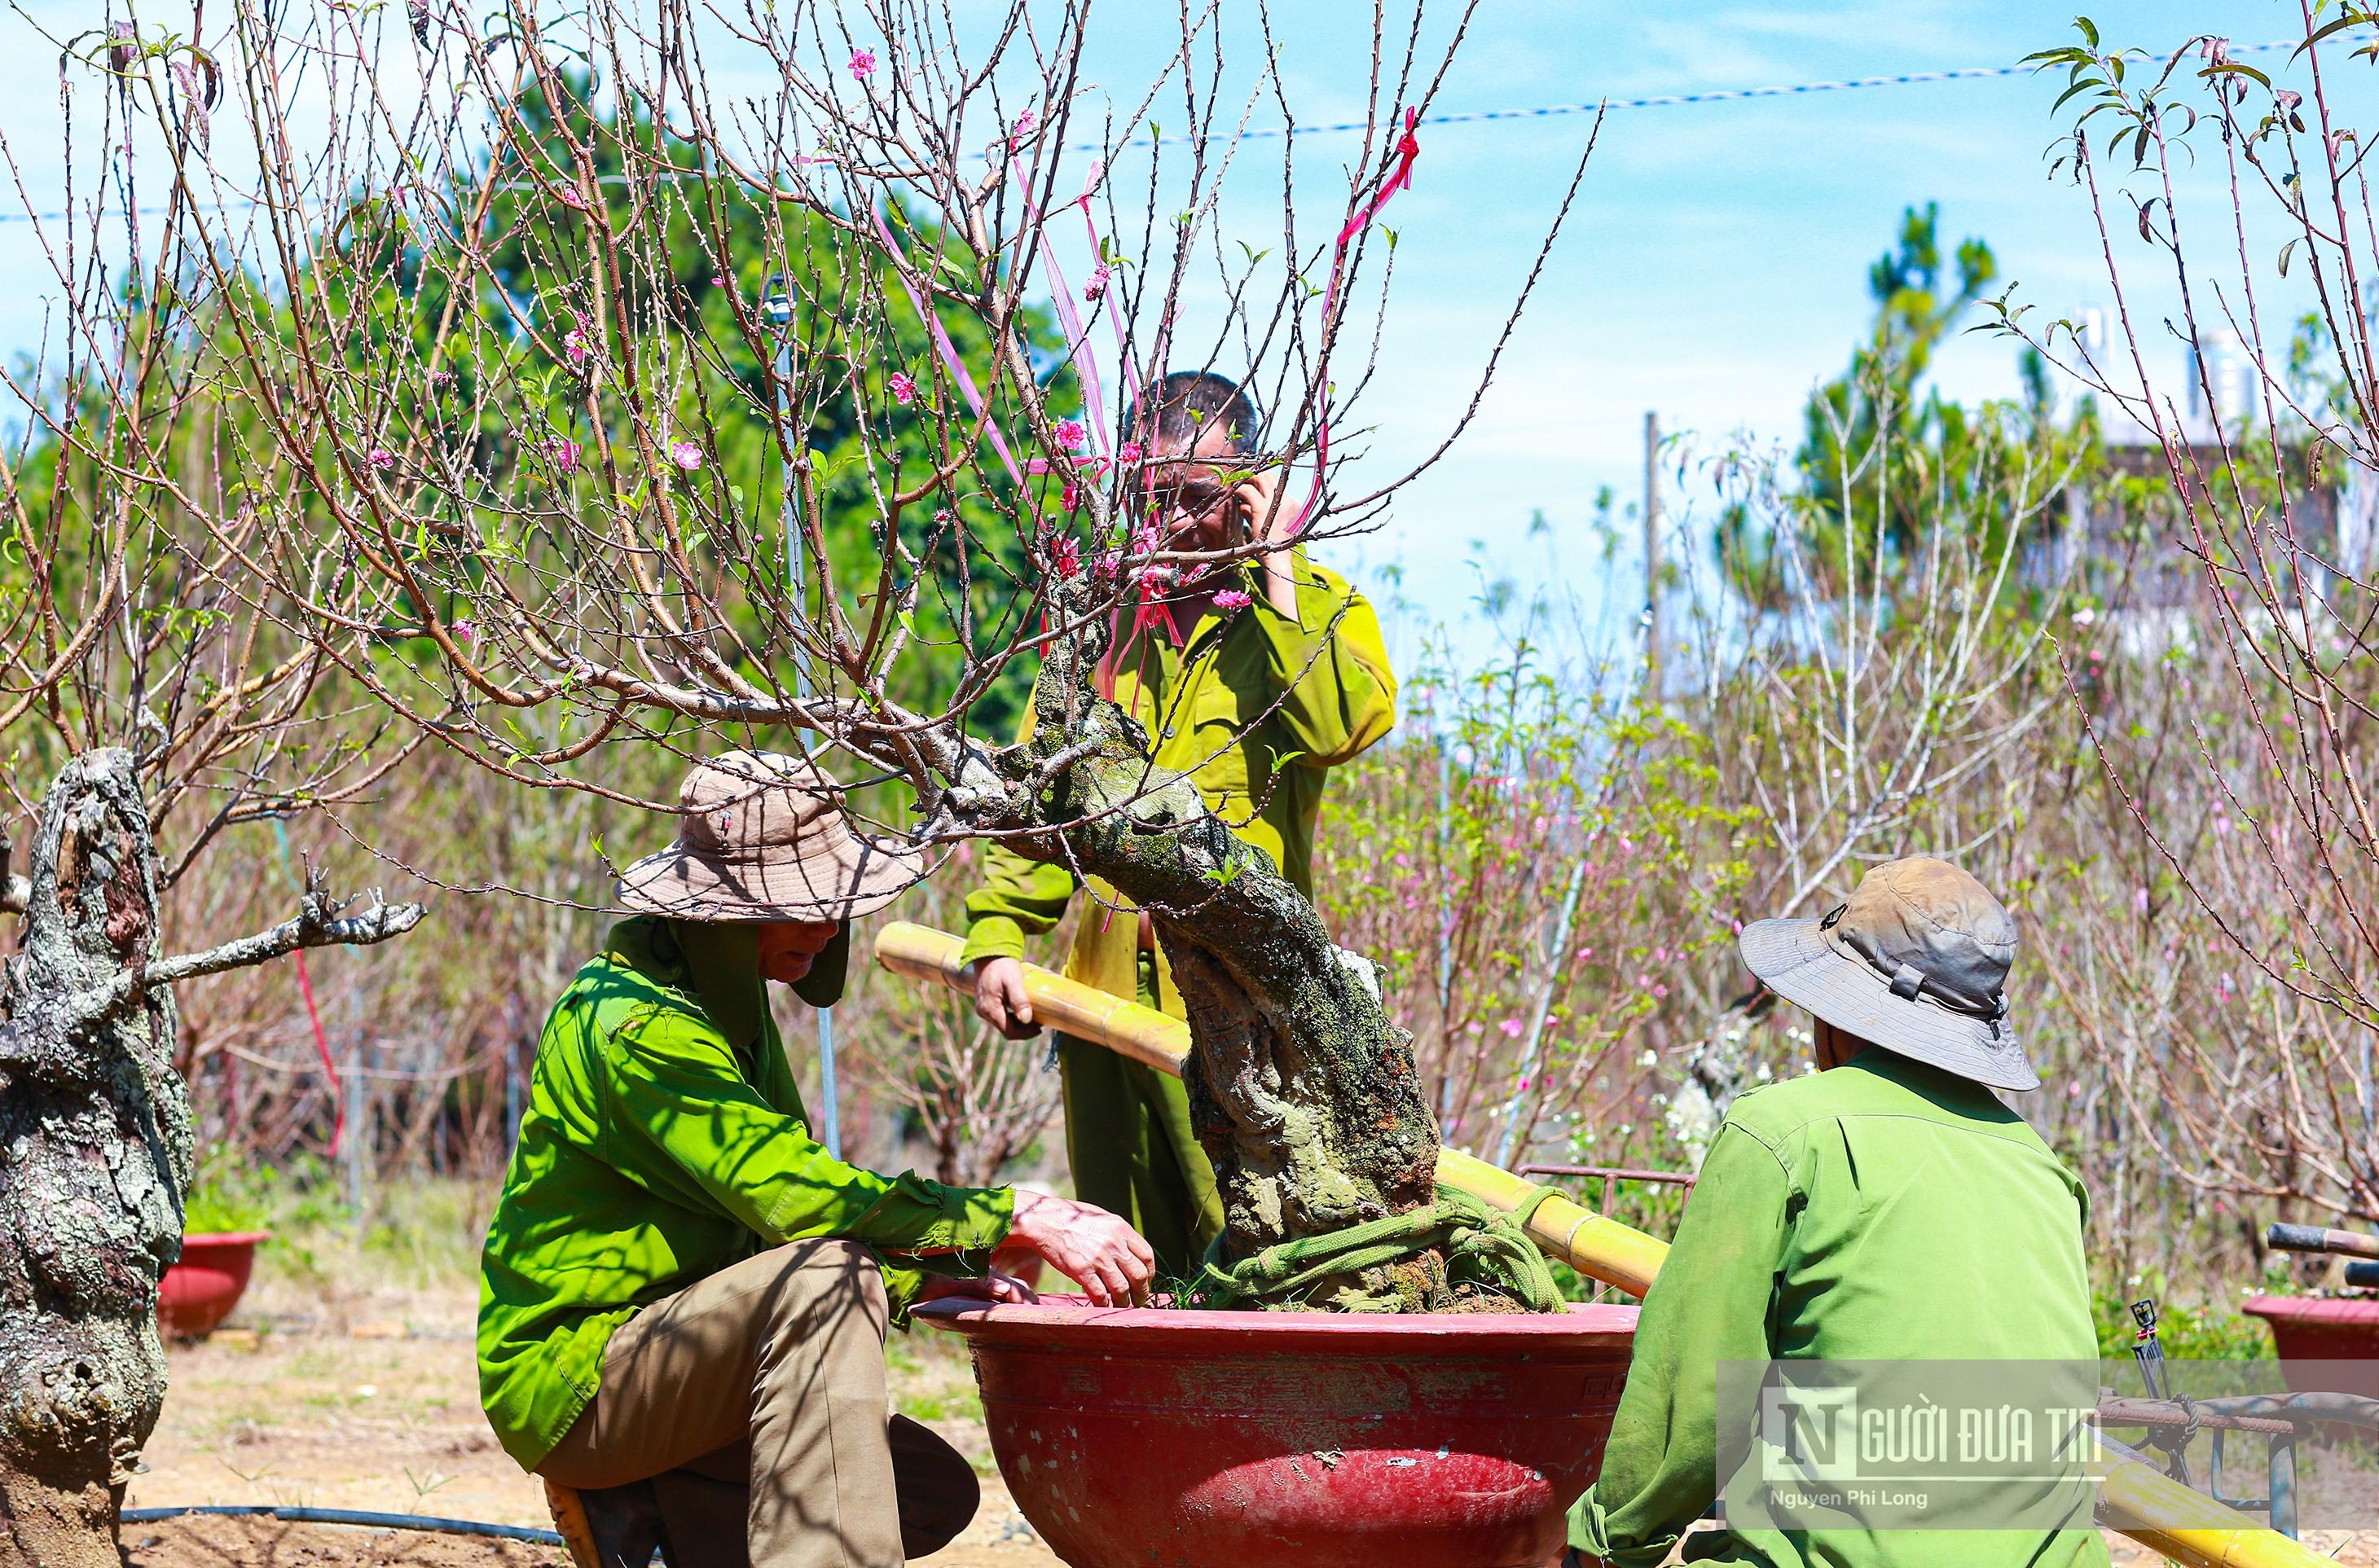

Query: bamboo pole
[873,920,2330,1568]
[875,920,1666,1296]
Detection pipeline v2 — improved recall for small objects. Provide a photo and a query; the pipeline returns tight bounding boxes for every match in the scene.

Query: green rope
[1190,1185,1566,1313]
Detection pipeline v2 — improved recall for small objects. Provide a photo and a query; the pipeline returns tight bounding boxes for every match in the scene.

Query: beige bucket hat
[1736,856,2038,1091]
[616,750,924,922]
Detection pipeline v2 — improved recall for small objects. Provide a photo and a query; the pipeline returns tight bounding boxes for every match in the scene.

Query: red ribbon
[871,204,1027,485]
[294,949,342,1156]
[1291,108,1423,538]
[1335,108,1423,245]
[1022,165,1113,459]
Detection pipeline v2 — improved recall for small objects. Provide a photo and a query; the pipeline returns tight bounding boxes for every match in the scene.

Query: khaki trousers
[539,1239,978,1567]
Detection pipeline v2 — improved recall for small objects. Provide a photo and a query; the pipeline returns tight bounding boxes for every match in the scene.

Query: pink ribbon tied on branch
[1290,107,1424,538]
[1335,106,1423,247]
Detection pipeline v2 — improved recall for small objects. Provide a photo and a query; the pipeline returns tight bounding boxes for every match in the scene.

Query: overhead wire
[1069,37,2299,152]
[0,39,2306,226]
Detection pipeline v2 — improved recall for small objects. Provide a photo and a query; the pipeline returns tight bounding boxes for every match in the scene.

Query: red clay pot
[158,1231,270,1340]
[2241,1294,2379,1398]
[916,1298,1637,1568]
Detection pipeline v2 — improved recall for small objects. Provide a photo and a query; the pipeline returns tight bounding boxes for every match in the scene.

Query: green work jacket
[959,553,1396,1008]
[1571,1048,2109,1568]
[477,916,1013,1471]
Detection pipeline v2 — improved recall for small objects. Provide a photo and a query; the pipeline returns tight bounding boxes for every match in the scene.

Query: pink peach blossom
[888,371,916,405]
[848,47,877,78]
[1053,417,1087,450]
[1213,588,1252,611]
[669,441,704,471]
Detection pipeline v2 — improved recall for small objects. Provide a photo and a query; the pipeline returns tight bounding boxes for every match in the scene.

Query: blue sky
[0,1,2351,670]
[1049,0,2356,668]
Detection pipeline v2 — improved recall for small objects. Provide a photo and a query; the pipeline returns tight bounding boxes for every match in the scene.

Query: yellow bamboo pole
[873,920,2330,1568]
[875,920,1665,1296]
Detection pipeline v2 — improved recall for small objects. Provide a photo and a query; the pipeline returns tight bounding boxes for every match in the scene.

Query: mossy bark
[0,750,188,1566]
[1002,617,1446,1311]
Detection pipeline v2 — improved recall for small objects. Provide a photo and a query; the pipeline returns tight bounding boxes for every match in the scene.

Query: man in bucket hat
[1568,857,2107,1568]
[477,752,1154,1567]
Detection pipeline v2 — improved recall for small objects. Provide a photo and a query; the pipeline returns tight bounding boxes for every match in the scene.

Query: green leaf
[2052,77,2104,115]
[2206,61,2274,90]
[2295,11,2377,59]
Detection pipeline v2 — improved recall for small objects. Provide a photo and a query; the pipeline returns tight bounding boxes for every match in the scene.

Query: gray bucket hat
[1737,856,2038,1091]
[616,750,924,922]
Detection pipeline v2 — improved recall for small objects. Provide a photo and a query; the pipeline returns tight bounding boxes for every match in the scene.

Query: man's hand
[917,1271,1038,1307]
[1006,1190,1157,1307]
[1229,464,1298,618]
[972,956,1042,1040]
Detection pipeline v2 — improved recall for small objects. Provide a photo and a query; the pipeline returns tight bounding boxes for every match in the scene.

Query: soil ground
[122,1261,1063,1568]
[120,1260,2379,1567]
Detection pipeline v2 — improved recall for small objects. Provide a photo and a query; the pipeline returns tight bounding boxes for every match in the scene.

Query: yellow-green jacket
[959,554,1397,1004]
[477,917,1011,1470]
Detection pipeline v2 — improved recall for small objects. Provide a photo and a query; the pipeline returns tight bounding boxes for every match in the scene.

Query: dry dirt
[121,1266,1064,1568]
[119,1269,2379,1567]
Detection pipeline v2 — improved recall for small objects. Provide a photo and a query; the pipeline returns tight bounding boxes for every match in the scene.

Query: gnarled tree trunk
[0,751,420,1561]
[1006,619,1446,1311]
[0,750,187,1566]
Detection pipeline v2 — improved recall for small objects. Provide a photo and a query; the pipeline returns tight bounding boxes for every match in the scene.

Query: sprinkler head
[762,273,795,329]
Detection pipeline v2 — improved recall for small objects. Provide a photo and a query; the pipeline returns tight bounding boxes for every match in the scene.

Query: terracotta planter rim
[178,1229,273,1246]
[915,1294,1638,1344]
[2243,1292,2379,1320]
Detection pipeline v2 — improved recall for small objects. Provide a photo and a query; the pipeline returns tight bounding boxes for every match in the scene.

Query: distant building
[2184,328,2258,436]
[2025,336,2346,651]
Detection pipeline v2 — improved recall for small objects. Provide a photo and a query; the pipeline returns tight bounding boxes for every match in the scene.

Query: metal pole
[766,276,842,1161]
[816,1007,842,1161]
[1434,727,1455,1121]
[1643,411,1664,694]
[504,1039,523,1149]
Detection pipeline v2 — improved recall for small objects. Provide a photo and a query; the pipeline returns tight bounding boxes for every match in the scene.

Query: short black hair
[1130,371,1263,455]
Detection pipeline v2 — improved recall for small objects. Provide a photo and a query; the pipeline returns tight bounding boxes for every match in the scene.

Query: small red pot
[917,1297,1637,1568]
[158,1231,270,1340]
[2241,1294,2379,1398]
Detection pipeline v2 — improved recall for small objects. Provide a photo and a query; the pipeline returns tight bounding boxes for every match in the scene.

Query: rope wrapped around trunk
[1189,1184,1568,1312]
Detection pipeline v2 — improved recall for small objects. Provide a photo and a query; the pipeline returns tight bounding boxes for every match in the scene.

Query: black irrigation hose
[123,1504,563,1547]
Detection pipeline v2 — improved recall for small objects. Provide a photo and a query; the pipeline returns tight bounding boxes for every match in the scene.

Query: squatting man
[476,752,1154,1566]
